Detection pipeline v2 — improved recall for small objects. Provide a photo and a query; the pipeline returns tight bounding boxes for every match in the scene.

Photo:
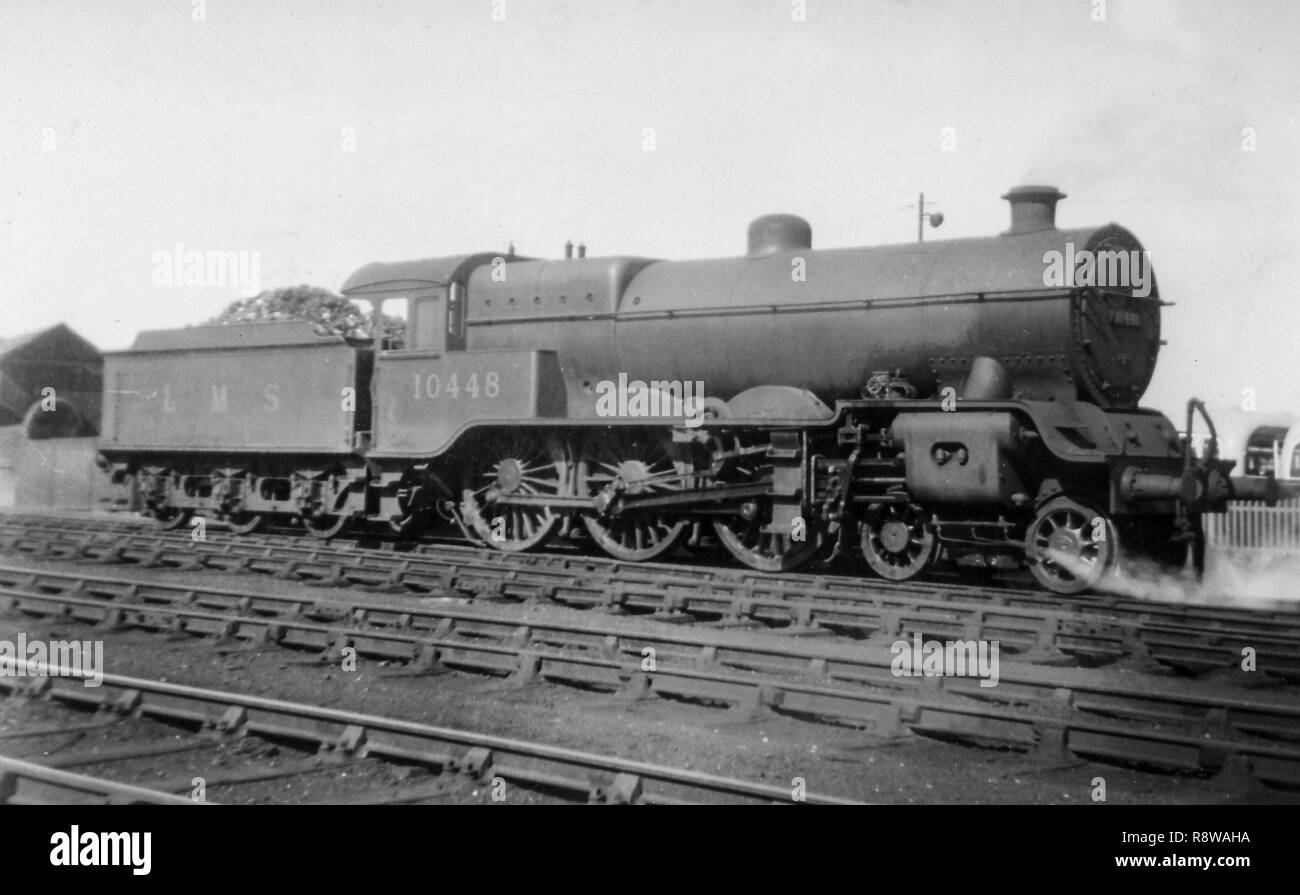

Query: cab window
[380,297,408,350]
[410,296,439,349]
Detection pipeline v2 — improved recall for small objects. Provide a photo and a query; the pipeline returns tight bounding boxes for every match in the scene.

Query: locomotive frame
[97,186,1280,594]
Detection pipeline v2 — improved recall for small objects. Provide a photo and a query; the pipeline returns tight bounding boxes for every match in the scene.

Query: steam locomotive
[98,186,1275,593]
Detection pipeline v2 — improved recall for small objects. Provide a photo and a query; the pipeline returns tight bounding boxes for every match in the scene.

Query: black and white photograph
[0,0,1294,867]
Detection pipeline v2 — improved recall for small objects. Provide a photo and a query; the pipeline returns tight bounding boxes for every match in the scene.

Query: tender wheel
[1024,497,1117,594]
[153,505,192,531]
[303,512,349,539]
[142,468,189,530]
[387,468,447,538]
[294,470,353,540]
[387,514,424,537]
[226,510,264,536]
[713,503,823,572]
[385,493,425,538]
[860,503,937,581]
[461,434,569,552]
[580,431,690,562]
[212,469,263,535]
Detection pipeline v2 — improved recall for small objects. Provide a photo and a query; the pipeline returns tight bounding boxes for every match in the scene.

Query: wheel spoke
[581,433,688,562]
[860,504,936,581]
[461,437,565,552]
[1027,499,1115,594]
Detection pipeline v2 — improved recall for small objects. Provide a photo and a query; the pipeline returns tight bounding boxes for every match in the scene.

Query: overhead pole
[914,193,943,242]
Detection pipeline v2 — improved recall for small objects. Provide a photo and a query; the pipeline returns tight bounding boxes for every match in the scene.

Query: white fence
[1204,496,1300,552]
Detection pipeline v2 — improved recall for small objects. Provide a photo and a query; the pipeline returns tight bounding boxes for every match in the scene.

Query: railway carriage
[1284,423,1300,483]
[98,186,1279,593]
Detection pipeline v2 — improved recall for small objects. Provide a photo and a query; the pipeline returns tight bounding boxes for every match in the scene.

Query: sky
[1,0,1297,420]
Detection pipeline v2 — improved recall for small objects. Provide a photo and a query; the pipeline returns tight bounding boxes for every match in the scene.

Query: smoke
[1099,548,1300,608]
[1041,542,1300,607]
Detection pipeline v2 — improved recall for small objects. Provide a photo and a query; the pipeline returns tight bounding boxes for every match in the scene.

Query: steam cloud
[1098,548,1300,608]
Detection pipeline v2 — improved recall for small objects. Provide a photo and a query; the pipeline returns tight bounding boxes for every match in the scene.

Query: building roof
[0,323,99,361]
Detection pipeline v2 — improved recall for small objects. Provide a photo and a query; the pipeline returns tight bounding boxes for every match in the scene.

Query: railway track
[3,563,1299,789]
[3,512,1300,681]
[0,660,848,805]
[0,755,201,805]
[14,510,1297,621]
[13,509,1298,628]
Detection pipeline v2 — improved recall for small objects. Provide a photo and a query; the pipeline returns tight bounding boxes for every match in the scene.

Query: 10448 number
[412,371,500,400]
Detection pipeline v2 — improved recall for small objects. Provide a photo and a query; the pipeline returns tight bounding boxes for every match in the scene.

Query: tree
[207,284,406,343]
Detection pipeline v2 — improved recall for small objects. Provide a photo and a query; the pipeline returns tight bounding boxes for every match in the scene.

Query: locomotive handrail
[1088,286,1168,304]
[466,287,1084,327]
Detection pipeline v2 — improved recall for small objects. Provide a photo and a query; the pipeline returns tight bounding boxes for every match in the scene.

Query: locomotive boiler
[98,186,1273,593]
[465,188,1156,412]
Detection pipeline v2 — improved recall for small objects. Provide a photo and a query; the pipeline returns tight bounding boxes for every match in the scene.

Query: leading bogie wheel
[860,503,938,581]
[1024,497,1117,594]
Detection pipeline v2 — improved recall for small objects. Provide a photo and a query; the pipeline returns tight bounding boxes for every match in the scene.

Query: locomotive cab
[340,254,503,354]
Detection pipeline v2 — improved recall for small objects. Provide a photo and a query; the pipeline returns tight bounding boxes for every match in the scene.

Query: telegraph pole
[915,192,944,241]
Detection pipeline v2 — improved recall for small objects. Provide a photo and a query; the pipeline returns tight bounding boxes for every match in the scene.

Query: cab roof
[341,252,511,297]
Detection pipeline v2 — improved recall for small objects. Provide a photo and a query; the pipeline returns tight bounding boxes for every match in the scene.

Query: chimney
[564,240,573,259]
[746,213,812,258]
[577,242,586,258]
[1001,185,1065,235]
